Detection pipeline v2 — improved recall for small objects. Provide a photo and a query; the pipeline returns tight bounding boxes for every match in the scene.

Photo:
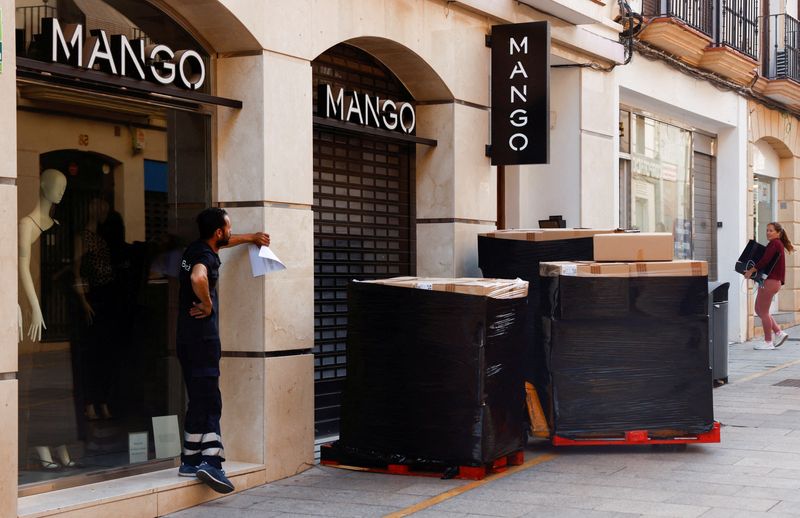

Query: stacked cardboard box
[335,278,529,467]
[478,229,714,439]
[477,228,618,427]
[539,259,713,438]
[362,277,528,299]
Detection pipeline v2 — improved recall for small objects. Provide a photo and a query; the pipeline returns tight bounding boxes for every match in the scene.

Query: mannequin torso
[19,169,67,342]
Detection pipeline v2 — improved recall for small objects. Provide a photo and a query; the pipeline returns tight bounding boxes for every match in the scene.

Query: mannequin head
[40,169,67,205]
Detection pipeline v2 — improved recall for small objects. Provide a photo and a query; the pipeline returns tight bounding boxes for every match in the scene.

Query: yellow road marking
[383,453,557,518]
[736,358,800,383]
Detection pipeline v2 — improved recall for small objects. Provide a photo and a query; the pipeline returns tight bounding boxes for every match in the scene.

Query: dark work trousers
[180,371,225,469]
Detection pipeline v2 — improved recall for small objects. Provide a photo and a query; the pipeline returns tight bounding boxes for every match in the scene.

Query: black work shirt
[176,240,222,377]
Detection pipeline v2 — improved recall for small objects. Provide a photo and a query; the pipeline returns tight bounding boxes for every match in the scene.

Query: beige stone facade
[2,1,627,516]
[747,102,800,338]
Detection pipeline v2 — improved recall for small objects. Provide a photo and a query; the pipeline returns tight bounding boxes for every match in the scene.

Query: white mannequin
[18,169,67,342]
[19,169,75,470]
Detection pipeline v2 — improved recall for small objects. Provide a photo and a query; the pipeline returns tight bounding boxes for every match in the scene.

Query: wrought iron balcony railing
[642,0,759,61]
[642,0,715,37]
[719,0,759,60]
[15,4,57,53]
[764,13,800,82]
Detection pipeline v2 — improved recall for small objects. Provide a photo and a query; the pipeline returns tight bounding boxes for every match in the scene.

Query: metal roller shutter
[692,150,717,279]
[312,45,416,437]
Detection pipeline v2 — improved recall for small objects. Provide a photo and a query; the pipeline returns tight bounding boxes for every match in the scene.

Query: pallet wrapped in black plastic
[477,234,595,427]
[335,279,528,468]
[539,269,714,438]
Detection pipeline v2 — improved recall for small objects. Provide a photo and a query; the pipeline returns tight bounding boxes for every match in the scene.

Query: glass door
[753,174,778,314]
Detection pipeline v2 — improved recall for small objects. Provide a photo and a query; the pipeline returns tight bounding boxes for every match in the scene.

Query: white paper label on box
[129,431,149,464]
[152,415,182,459]
[415,282,433,290]
[560,264,578,276]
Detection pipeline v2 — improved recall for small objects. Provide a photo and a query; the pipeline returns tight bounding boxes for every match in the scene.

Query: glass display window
[627,113,693,259]
[15,0,212,494]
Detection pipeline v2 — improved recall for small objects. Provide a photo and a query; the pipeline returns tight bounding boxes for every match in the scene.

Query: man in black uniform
[176,208,269,493]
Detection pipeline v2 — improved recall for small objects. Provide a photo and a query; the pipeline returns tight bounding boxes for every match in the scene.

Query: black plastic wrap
[338,281,527,466]
[542,274,714,437]
[477,235,594,422]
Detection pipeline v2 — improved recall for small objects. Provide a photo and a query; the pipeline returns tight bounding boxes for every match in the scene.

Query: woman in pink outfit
[745,222,795,350]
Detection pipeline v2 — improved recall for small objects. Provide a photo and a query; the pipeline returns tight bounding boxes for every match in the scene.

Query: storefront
[0,1,625,516]
[618,108,718,278]
[13,0,245,498]
[615,56,749,343]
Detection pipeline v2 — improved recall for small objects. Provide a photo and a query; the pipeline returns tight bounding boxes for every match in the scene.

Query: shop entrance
[312,44,416,437]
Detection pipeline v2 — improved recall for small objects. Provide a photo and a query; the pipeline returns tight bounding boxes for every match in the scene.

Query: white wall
[716,104,750,343]
[513,68,582,229]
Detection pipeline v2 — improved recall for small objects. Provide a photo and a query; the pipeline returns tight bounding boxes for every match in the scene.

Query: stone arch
[756,136,794,162]
[749,104,800,158]
[342,37,454,102]
[158,0,262,54]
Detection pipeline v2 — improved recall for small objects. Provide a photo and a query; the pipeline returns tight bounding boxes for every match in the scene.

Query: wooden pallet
[319,444,524,480]
[552,422,721,447]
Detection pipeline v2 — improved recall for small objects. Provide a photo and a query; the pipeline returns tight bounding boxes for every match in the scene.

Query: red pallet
[552,421,721,447]
[320,445,524,481]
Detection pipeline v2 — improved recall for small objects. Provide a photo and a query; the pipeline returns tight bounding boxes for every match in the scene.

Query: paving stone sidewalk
[170,327,800,518]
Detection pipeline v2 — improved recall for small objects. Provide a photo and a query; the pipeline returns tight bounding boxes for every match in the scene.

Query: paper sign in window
[152,415,181,459]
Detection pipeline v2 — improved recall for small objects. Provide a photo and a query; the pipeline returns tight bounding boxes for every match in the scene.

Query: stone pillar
[779,157,800,315]
[0,0,19,514]
[415,103,495,277]
[216,51,314,482]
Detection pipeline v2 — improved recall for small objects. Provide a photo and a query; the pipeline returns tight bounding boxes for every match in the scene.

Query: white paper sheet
[128,431,149,464]
[152,415,181,459]
[249,245,287,277]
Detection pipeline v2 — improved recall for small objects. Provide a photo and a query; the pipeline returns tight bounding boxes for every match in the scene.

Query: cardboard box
[540,261,630,277]
[628,260,708,277]
[542,260,708,278]
[482,228,618,242]
[362,277,528,299]
[593,232,673,261]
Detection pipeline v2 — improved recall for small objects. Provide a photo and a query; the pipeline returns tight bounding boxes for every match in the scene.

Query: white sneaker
[754,341,776,350]
[775,332,790,348]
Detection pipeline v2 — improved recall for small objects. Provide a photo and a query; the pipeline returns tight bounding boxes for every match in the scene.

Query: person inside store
[744,222,795,350]
[73,197,117,420]
[176,208,269,493]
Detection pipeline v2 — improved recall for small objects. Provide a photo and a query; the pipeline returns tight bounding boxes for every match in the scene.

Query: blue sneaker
[178,464,199,477]
[196,461,234,494]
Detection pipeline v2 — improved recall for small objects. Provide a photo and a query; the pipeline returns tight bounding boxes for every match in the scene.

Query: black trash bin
[708,281,730,385]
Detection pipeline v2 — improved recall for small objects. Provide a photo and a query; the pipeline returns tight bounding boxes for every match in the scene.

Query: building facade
[2,1,627,516]
[625,0,800,341]
[8,0,798,516]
